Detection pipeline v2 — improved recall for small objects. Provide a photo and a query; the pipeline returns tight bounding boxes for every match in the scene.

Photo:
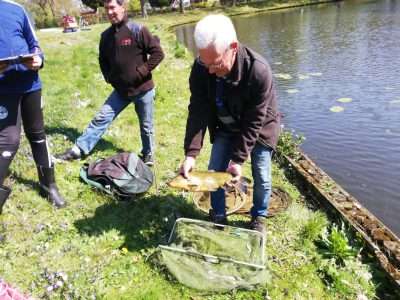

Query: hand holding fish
[179,156,196,178]
[226,161,242,184]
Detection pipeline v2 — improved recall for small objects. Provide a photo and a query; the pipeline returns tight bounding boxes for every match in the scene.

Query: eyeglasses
[197,56,223,69]
[197,48,230,69]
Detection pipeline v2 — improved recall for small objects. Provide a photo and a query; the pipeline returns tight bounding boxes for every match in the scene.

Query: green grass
[0,3,398,300]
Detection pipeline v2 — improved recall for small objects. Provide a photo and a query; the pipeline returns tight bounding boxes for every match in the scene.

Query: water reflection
[176,0,400,235]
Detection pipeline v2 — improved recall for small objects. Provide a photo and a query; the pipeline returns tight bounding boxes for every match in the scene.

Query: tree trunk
[48,0,56,18]
[37,1,48,17]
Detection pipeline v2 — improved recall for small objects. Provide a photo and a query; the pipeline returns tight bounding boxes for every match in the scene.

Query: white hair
[194,14,237,53]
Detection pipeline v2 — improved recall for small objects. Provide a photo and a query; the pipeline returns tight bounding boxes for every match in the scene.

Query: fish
[167,171,233,192]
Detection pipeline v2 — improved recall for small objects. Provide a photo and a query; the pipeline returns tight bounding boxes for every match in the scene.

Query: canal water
[175,0,400,235]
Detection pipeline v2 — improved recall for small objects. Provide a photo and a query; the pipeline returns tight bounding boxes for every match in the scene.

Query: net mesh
[193,179,292,217]
[158,218,270,292]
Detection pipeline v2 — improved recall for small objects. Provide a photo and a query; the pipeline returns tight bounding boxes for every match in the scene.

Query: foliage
[299,211,328,244]
[148,0,165,8]
[317,258,375,299]
[316,223,362,265]
[191,1,210,8]
[18,0,81,28]
[82,0,104,10]
[30,8,58,28]
[129,0,143,11]
[276,129,305,160]
[174,41,187,58]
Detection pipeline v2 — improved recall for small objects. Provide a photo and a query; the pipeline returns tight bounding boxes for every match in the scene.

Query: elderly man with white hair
[179,14,281,235]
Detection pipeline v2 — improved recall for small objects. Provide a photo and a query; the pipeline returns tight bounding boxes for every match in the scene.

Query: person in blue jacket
[0,0,67,213]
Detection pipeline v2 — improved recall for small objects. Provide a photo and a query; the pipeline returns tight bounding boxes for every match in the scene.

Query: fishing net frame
[158,218,270,292]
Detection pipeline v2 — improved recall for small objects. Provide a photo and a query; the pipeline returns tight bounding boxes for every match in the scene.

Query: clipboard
[0,53,36,65]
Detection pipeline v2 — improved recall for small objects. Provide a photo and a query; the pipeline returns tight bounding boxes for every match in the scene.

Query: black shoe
[250,216,267,236]
[55,147,82,161]
[209,209,227,225]
[0,186,11,214]
[140,153,154,166]
[37,165,67,208]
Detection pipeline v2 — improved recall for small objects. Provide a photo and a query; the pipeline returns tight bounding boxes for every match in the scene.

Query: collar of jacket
[113,15,128,31]
[223,43,246,86]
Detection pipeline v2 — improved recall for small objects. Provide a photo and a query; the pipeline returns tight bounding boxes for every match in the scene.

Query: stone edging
[280,151,400,287]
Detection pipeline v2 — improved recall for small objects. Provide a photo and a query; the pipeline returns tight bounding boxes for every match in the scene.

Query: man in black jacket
[57,0,164,165]
[180,15,281,235]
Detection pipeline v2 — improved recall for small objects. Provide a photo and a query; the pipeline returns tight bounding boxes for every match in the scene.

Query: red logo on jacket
[120,38,132,46]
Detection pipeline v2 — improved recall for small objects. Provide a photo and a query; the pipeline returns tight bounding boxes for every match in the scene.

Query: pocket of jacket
[118,68,139,86]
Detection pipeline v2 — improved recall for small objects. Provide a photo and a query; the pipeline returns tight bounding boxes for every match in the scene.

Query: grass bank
[0,2,398,300]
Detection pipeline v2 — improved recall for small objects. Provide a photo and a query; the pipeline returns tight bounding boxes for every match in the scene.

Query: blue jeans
[76,88,155,156]
[208,133,273,218]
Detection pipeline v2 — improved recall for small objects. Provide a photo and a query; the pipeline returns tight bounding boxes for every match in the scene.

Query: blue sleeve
[22,11,44,61]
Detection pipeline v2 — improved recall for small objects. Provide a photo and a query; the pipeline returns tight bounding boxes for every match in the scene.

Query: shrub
[174,41,187,58]
[299,212,328,243]
[276,129,305,160]
[129,0,142,12]
[317,224,361,265]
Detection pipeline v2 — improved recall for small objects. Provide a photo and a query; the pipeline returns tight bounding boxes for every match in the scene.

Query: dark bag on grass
[80,152,153,199]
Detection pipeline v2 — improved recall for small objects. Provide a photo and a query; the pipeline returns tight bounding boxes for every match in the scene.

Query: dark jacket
[99,17,164,97]
[184,44,281,164]
[0,0,43,94]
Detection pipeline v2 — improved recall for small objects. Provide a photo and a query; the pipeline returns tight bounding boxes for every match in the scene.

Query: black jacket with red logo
[99,17,164,97]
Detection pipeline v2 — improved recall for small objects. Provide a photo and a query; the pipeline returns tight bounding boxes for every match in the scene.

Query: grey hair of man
[104,0,125,6]
[194,14,238,54]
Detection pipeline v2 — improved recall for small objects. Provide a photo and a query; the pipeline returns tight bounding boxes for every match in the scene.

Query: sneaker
[55,146,82,161]
[209,209,227,225]
[140,153,154,166]
[250,216,267,236]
